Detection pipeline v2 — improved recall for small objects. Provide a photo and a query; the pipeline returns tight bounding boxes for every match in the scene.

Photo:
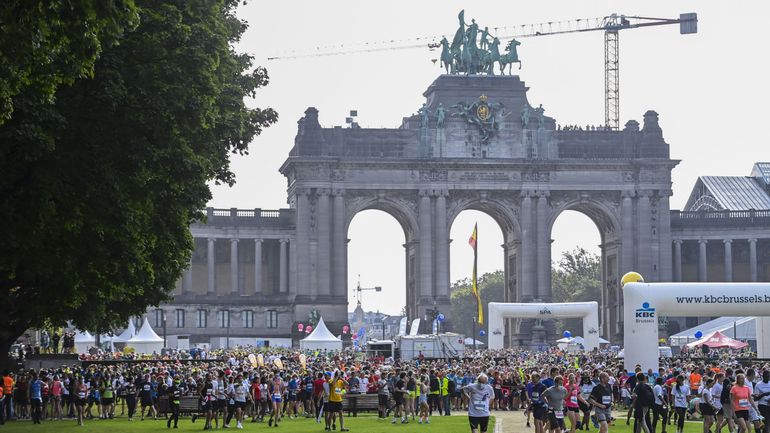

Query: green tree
[450,270,505,340]
[0,0,277,368]
[0,1,140,124]
[551,247,602,335]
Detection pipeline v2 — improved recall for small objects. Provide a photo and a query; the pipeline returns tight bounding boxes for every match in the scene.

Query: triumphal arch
[280,71,677,345]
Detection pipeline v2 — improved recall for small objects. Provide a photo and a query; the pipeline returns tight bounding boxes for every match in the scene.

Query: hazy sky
[208,1,770,315]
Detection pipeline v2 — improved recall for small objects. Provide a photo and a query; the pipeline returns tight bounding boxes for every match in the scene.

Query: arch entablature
[547,191,621,238]
[344,190,419,240]
[446,191,520,241]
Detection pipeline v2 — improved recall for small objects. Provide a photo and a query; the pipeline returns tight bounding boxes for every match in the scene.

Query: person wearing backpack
[718,376,736,433]
[632,373,654,433]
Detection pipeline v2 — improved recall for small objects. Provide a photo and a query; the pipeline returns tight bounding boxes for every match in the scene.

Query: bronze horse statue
[498,38,522,74]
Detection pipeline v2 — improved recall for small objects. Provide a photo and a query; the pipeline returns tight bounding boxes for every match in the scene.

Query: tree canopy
[0,0,277,367]
[551,247,602,334]
[0,1,140,124]
[450,270,505,340]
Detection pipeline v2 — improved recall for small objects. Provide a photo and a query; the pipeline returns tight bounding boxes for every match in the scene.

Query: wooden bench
[343,393,382,416]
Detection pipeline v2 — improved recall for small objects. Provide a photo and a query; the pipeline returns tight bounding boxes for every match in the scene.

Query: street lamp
[162,310,167,349]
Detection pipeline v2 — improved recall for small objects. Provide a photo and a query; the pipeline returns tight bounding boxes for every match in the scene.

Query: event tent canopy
[127,317,164,353]
[685,330,749,349]
[113,320,136,342]
[74,330,95,353]
[670,316,756,347]
[300,317,343,351]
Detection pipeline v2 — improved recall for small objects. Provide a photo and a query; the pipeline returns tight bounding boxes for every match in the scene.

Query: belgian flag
[468,223,483,325]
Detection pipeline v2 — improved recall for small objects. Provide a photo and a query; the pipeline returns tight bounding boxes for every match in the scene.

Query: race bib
[739,399,749,408]
[602,395,611,405]
[78,392,86,398]
[532,392,539,399]
[554,410,564,419]
[335,388,341,394]
[472,400,487,411]
[570,396,578,404]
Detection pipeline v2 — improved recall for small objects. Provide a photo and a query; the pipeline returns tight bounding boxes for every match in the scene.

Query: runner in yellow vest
[440,375,451,415]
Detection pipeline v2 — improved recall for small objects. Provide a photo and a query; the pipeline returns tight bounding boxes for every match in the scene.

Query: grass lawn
[3,413,494,433]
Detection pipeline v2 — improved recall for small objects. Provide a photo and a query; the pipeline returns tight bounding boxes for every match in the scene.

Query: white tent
[127,317,164,354]
[464,337,485,346]
[74,330,95,354]
[556,336,610,349]
[113,320,136,343]
[300,317,343,351]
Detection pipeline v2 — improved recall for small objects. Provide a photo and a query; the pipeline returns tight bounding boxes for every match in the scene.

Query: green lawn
[3,413,493,433]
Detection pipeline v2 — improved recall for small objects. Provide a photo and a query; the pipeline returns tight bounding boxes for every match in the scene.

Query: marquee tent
[669,316,756,347]
[685,330,749,349]
[464,338,485,346]
[74,330,95,354]
[300,317,343,351]
[113,320,136,343]
[127,317,164,354]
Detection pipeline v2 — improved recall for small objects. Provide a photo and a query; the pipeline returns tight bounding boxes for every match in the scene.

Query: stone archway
[281,74,677,347]
[345,191,421,321]
[547,193,622,342]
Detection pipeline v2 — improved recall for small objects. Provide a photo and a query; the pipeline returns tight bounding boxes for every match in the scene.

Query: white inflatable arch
[488,302,600,350]
[623,281,770,371]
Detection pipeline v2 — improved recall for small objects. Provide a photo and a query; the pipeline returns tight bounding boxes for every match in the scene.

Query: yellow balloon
[621,272,644,287]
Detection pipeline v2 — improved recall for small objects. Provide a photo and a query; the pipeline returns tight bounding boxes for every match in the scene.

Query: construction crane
[267,13,697,130]
[353,274,381,306]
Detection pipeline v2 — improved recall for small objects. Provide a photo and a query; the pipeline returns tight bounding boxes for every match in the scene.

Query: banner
[398,317,408,336]
[469,223,483,325]
[409,318,421,336]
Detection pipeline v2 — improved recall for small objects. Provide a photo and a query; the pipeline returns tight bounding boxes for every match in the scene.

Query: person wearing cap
[464,373,495,433]
[166,376,181,429]
[232,373,250,429]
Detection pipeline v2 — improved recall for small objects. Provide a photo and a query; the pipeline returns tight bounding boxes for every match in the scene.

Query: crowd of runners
[0,347,768,433]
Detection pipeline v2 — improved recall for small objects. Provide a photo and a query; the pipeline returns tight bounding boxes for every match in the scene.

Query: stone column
[749,238,758,282]
[673,240,683,282]
[207,237,216,294]
[183,255,193,293]
[418,190,434,301]
[230,238,239,294]
[698,239,708,282]
[636,191,652,278]
[316,189,331,296]
[520,191,535,301]
[434,191,450,300]
[536,191,551,301]
[621,191,635,273]
[254,239,262,294]
[657,191,674,281]
[723,239,733,282]
[332,190,346,297]
[295,189,311,297]
[279,239,288,293]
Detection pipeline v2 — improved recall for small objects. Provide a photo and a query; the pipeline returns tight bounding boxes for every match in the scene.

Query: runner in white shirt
[463,374,495,433]
[754,370,770,430]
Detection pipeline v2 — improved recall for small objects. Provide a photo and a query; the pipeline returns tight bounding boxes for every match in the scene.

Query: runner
[589,372,613,433]
[464,373,495,433]
[543,375,568,433]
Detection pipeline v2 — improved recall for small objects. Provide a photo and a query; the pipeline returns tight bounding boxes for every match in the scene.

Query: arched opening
[550,206,618,343]
[347,210,407,338]
[448,209,506,342]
